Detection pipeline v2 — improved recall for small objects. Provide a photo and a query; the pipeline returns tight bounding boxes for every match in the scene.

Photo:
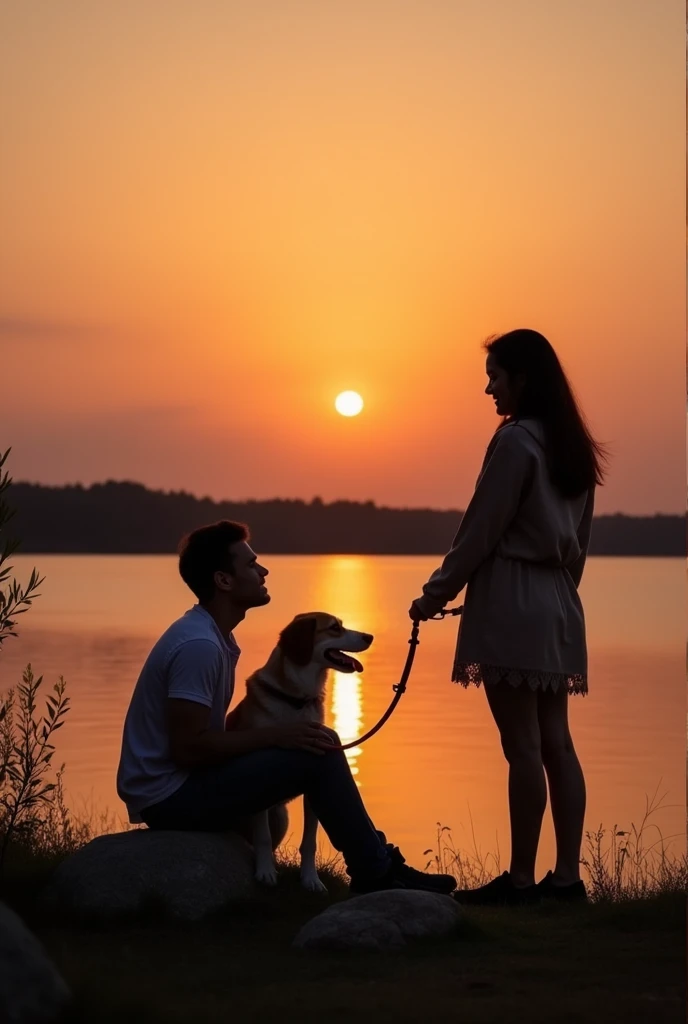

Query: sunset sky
[1,1,683,514]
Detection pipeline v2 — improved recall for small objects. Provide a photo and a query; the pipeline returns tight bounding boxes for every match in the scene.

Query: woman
[410,328,607,906]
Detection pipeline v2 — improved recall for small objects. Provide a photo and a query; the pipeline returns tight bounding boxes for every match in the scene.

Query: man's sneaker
[350,851,456,896]
[536,871,587,903]
[452,871,538,907]
[389,847,456,894]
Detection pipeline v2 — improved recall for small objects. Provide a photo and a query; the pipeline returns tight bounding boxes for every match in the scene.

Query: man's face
[220,541,270,609]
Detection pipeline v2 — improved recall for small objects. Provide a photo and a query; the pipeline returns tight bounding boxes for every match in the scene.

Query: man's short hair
[178,520,249,602]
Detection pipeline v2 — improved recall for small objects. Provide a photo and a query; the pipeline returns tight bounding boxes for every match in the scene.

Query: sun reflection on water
[318,556,375,786]
[331,671,363,780]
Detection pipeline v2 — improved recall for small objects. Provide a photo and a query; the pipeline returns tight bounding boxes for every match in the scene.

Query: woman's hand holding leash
[408,599,429,622]
[333,604,463,752]
[408,600,462,622]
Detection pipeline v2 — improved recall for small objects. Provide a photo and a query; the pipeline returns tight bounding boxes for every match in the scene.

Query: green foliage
[580,787,687,902]
[0,448,43,647]
[0,447,75,880]
[0,666,71,875]
[424,816,502,890]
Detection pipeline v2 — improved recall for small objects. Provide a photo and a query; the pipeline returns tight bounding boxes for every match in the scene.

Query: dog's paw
[253,856,278,888]
[300,871,328,894]
[255,865,279,886]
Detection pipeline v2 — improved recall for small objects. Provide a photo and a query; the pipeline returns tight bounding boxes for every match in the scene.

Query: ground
[8,870,684,1024]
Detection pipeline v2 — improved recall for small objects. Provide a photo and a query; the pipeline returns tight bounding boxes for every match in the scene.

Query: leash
[335,605,463,752]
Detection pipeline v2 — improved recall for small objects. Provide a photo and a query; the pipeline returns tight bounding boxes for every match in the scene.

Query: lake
[1,555,684,876]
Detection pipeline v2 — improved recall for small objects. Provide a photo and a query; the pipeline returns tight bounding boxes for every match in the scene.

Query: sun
[335,391,364,417]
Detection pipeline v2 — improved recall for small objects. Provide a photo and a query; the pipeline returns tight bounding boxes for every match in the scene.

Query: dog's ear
[279,616,317,666]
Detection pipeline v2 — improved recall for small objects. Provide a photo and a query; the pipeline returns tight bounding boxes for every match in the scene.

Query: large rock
[42,829,256,922]
[293,889,464,951]
[0,901,70,1023]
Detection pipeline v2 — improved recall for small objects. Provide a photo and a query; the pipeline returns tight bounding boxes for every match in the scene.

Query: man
[117,520,456,894]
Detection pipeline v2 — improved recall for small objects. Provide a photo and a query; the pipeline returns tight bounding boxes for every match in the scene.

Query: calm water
[1,555,684,874]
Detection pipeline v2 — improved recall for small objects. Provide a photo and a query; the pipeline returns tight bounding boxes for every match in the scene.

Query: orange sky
[1,1,684,513]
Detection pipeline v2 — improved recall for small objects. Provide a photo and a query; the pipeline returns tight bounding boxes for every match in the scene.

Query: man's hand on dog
[270,722,340,755]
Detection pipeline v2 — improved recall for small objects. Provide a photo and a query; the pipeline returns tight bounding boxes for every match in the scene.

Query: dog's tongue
[336,652,363,673]
[327,649,364,673]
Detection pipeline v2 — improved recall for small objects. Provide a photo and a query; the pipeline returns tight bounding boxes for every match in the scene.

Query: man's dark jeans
[141,747,392,883]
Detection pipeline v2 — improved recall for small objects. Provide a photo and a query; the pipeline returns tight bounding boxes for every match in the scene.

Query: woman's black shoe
[452,871,538,906]
[536,871,587,903]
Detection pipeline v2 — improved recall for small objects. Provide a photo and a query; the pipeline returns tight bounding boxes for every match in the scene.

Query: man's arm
[167,699,335,768]
[166,640,335,768]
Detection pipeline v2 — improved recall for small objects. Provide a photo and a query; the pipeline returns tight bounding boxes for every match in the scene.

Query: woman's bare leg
[537,686,586,885]
[485,682,546,888]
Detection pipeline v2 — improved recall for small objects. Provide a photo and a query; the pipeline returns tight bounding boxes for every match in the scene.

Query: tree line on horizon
[7,480,685,556]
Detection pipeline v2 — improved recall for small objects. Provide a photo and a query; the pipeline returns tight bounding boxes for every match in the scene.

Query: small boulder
[0,901,71,1023]
[42,829,256,922]
[293,889,463,951]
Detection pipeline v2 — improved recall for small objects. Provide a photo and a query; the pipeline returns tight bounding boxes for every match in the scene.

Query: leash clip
[429,604,463,620]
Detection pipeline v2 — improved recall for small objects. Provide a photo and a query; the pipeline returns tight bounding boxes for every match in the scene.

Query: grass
[2,796,685,1024]
[1,710,684,1024]
[19,878,686,1024]
[424,786,687,905]
[579,788,687,902]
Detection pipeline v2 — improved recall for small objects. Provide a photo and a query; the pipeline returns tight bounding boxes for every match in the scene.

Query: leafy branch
[0,447,72,880]
[0,666,70,875]
[0,447,43,647]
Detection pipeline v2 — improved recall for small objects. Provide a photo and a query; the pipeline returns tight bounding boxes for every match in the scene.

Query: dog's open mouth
[324,649,364,673]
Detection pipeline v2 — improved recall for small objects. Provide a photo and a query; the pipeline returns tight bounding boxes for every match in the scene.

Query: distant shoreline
[16,550,684,559]
[9,480,686,557]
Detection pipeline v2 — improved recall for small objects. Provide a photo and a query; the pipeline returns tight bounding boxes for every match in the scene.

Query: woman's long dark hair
[485,329,607,498]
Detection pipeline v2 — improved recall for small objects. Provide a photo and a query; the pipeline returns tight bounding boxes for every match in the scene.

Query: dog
[226,611,373,891]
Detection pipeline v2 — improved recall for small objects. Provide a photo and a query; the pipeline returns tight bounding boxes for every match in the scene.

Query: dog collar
[258,680,320,710]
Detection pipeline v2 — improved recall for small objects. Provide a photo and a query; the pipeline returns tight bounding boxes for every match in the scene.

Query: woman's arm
[567,488,595,589]
[411,428,533,618]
